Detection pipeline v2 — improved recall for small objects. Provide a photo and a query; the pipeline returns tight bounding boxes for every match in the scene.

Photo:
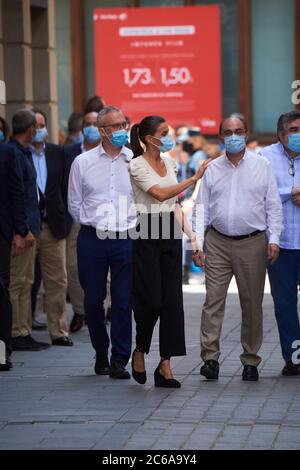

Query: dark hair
[219,115,248,135]
[277,110,300,137]
[247,134,259,144]
[12,108,36,135]
[84,95,105,114]
[32,108,48,125]
[67,112,83,133]
[0,116,10,141]
[130,115,165,158]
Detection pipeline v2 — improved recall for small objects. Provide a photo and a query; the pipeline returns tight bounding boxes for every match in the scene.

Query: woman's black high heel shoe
[131,349,147,384]
[154,358,181,388]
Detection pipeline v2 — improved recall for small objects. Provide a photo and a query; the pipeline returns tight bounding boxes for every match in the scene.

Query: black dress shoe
[242,365,259,381]
[12,335,42,351]
[109,361,130,379]
[282,360,300,376]
[52,336,74,346]
[200,360,219,380]
[0,356,12,371]
[131,349,147,384]
[27,335,50,350]
[95,353,110,375]
[32,319,47,330]
[154,363,181,388]
[70,313,85,333]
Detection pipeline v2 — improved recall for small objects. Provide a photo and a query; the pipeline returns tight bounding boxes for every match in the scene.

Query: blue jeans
[77,227,133,365]
[268,249,300,362]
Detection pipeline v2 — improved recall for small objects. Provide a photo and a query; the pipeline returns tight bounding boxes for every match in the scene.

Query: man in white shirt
[65,109,102,334]
[192,116,283,381]
[68,106,136,379]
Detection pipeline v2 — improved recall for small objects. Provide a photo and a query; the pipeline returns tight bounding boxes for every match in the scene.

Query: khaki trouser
[10,245,36,338]
[66,222,85,316]
[37,223,68,339]
[201,229,268,367]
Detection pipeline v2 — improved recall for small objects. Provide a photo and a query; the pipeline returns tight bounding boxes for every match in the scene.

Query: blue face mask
[83,125,101,144]
[287,133,300,154]
[110,129,129,147]
[158,134,175,153]
[224,134,246,154]
[0,130,5,142]
[32,127,48,143]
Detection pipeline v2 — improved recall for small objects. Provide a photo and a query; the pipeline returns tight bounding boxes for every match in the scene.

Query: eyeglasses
[101,121,128,132]
[288,157,295,177]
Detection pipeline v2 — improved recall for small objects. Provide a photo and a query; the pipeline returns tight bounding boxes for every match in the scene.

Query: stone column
[2,0,33,125]
[0,0,6,116]
[32,0,58,143]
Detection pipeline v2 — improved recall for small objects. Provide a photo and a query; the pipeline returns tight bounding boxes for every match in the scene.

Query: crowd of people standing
[0,97,299,386]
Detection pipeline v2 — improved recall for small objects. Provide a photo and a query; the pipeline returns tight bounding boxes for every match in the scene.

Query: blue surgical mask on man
[83,125,101,144]
[287,133,300,154]
[0,130,5,142]
[32,127,48,143]
[224,134,246,154]
[110,129,129,147]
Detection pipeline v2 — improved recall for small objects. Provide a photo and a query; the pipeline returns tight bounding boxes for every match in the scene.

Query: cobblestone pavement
[0,282,300,450]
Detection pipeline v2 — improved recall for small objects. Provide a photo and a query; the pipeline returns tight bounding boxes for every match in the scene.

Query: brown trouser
[201,228,268,367]
[10,245,36,338]
[37,223,68,339]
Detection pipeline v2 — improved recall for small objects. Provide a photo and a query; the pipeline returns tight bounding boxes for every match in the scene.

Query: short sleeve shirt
[128,155,178,213]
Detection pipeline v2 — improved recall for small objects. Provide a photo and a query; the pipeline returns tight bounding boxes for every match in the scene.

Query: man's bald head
[219,116,248,136]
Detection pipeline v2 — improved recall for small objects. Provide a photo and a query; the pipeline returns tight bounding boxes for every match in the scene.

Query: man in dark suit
[31,109,73,346]
[8,109,46,352]
[0,142,28,370]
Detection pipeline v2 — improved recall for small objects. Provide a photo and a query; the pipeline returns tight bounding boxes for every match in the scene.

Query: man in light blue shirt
[261,110,300,376]
[31,143,47,195]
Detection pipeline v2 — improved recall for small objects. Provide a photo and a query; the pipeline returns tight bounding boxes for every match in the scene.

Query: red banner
[94,6,221,134]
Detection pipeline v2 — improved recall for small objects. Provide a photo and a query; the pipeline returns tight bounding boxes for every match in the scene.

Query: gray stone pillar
[0,0,6,117]
[1,0,58,142]
[2,0,33,125]
[32,0,58,143]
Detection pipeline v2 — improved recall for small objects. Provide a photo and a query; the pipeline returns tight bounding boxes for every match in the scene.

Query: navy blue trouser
[268,249,300,362]
[77,226,133,365]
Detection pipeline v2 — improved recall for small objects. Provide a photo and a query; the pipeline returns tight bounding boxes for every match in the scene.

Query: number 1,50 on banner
[123,67,193,88]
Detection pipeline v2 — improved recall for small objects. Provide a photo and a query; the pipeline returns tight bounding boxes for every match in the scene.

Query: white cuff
[268,234,280,246]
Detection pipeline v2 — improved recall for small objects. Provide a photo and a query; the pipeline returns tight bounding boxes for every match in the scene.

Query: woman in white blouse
[128,115,209,388]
